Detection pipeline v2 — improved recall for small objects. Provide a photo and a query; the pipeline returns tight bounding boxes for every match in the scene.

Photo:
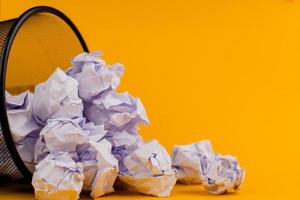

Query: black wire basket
[0,6,88,182]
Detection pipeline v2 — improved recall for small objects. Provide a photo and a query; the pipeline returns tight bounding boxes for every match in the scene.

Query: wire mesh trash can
[0,6,88,182]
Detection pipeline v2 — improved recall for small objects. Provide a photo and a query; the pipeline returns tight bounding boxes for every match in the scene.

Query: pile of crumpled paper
[6,51,245,199]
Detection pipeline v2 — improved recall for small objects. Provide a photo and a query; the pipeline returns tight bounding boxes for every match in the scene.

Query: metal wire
[0,19,24,180]
[0,7,87,181]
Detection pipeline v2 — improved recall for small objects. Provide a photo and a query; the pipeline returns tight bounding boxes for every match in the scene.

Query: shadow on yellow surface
[0,181,248,200]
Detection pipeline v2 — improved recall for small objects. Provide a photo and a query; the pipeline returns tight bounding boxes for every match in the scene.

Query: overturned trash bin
[0,6,88,182]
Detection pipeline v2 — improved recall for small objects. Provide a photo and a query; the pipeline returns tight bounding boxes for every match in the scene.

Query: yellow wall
[1,0,300,199]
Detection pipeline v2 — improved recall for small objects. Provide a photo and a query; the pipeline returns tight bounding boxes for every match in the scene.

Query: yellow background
[1,0,300,199]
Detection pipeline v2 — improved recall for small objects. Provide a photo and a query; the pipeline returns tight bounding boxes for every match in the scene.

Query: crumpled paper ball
[32,152,84,200]
[34,118,88,163]
[118,140,177,197]
[172,140,213,184]
[32,68,83,125]
[200,154,245,194]
[67,51,124,102]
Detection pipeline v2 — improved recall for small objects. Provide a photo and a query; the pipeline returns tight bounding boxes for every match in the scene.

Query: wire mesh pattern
[0,20,14,55]
[0,124,24,180]
[0,19,24,180]
[0,7,88,181]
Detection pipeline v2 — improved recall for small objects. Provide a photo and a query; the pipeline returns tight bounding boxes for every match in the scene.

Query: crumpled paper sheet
[32,152,84,200]
[199,153,245,194]
[32,68,83,125]
[77,138,118,198]
[5,90,40,172]
[118,140,177,197]
[172,140,213,184]
[33,117,118,198]
[108,130,143,172]
[5,90,40,142]
[84,89,149,131]
[84,90,149,170]
[67,51,124,102]
[172,140,245,194]
[34,118,88,163]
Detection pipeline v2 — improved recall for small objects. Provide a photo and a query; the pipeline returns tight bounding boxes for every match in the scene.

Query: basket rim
[0,6,89,182]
